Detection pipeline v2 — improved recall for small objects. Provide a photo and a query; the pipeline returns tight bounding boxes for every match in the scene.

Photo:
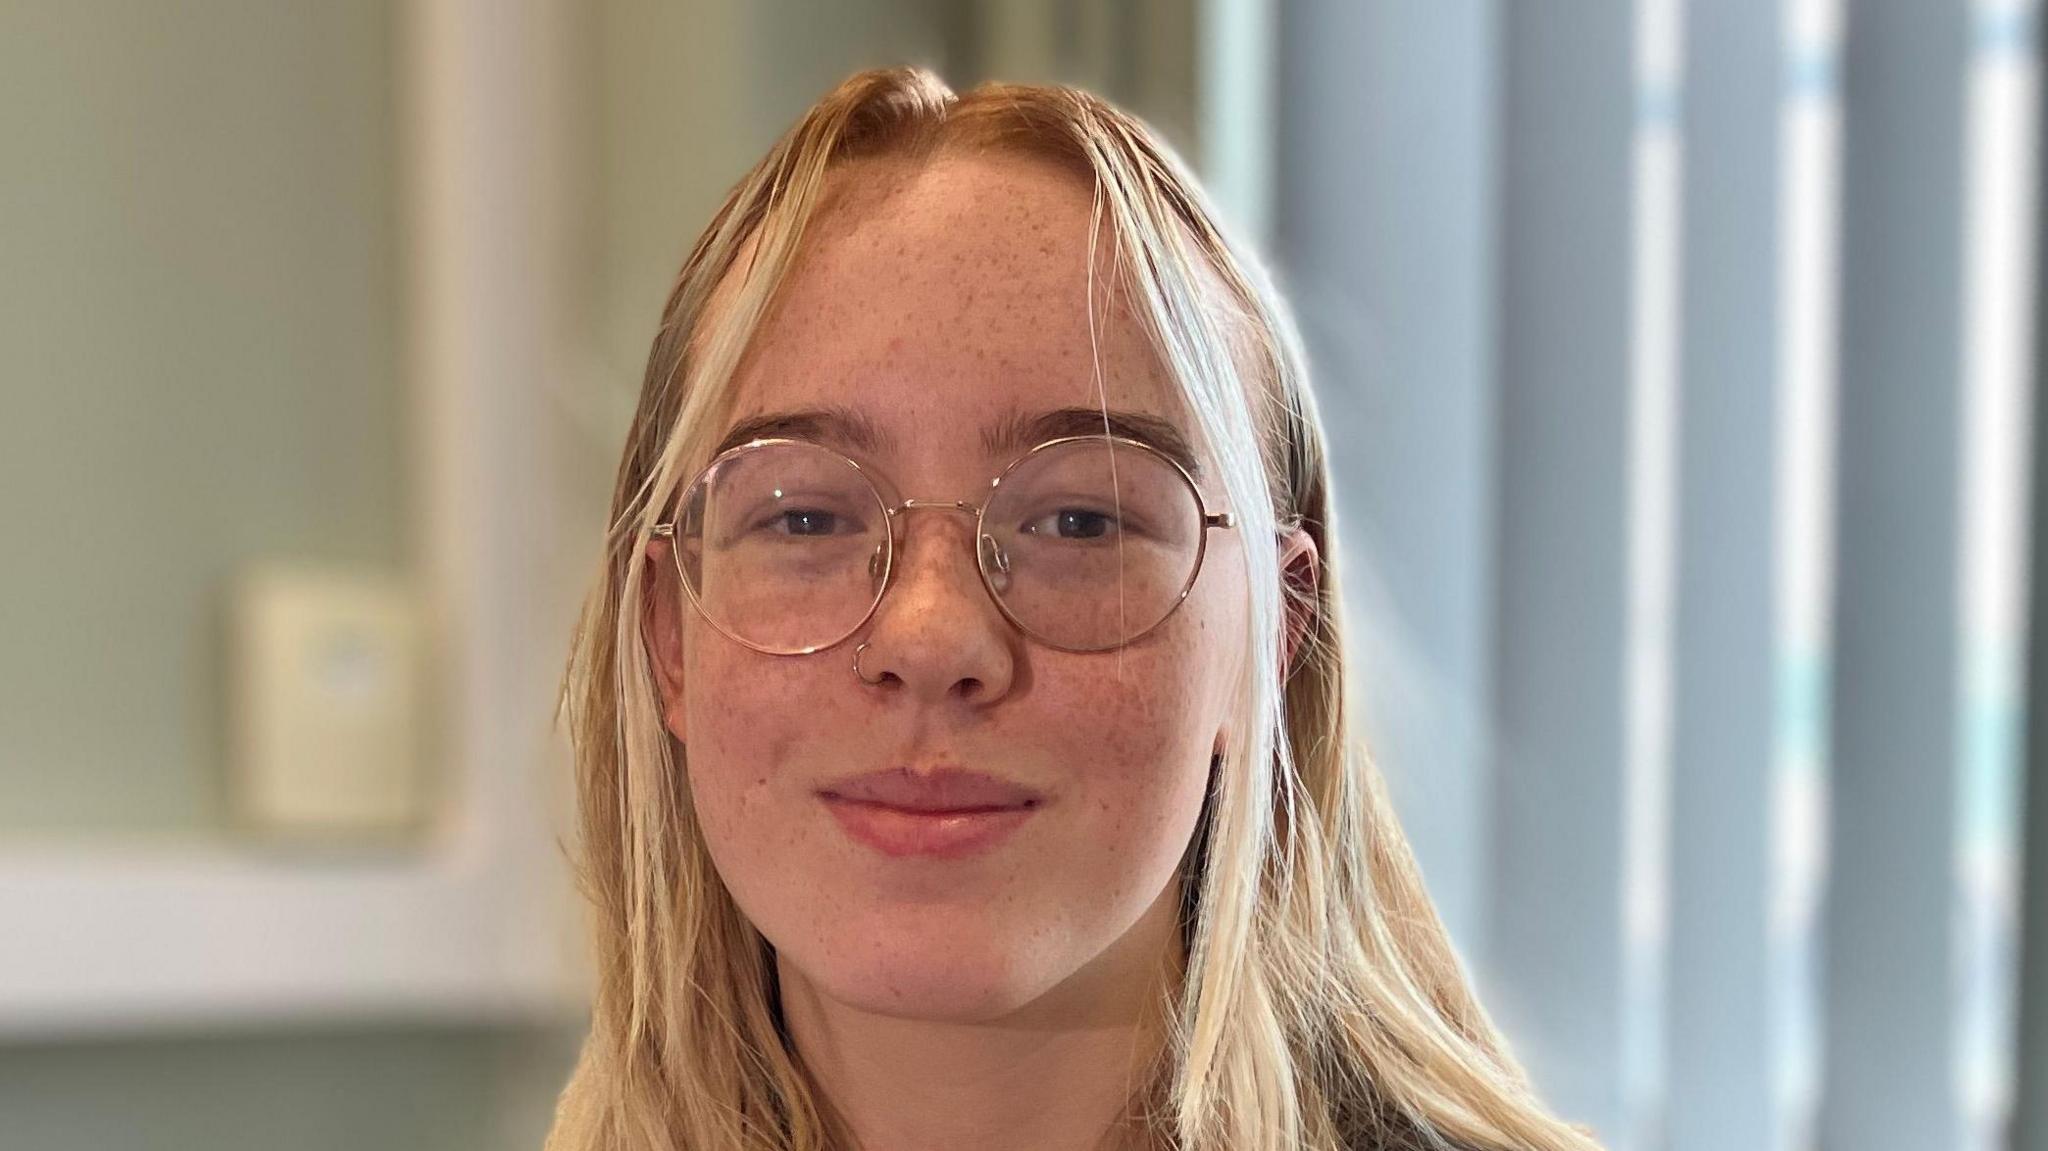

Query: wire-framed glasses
[650,434,1237,655]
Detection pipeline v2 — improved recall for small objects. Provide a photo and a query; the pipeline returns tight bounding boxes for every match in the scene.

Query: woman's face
[645,152,1248,1024]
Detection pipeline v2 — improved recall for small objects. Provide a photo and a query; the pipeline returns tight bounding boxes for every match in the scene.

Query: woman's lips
[821,796,1038,860]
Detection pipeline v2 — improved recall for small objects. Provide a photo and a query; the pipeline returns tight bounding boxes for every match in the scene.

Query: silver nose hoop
[853,640,882,685]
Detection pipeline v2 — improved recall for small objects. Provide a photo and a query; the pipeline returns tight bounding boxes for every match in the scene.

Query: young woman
[547,66,1600,1151]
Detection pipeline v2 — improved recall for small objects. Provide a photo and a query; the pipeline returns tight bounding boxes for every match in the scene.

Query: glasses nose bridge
[886,495,992,554]
[885,496,985,543]
[892,496,982,517]
[878,497,1005,588]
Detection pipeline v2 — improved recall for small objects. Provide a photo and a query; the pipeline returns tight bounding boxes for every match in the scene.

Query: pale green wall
[0,4,569,1147]
[0,1024,583,1150]
[0,0,408,834]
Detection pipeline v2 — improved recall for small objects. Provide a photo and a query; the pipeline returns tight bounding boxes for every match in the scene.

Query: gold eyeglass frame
[649,433,1238,657]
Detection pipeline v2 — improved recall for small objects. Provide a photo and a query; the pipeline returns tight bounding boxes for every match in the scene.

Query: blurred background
[1,1,2043,1149]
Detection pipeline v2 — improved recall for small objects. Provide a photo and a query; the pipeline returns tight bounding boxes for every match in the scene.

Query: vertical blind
[1268,2,2038,1149]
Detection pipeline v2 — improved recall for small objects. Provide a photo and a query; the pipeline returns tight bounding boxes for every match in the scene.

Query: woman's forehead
[713,154,1206,475]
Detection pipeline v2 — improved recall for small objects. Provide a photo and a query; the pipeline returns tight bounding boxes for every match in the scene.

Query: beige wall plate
[230,565,429,841]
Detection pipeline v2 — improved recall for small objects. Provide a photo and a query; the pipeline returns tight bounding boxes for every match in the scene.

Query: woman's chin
[836,975,1032,1023]
[786,937,1053,1023]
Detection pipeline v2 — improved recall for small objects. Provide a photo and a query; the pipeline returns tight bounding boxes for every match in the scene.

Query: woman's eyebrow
[713,404,891,458]
[981,406,1204,481]
[713,404,1203,481]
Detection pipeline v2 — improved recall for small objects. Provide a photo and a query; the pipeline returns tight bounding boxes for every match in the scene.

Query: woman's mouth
[820,796,1038,859]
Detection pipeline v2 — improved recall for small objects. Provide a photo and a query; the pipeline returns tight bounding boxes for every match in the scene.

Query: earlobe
[642,539,689,743]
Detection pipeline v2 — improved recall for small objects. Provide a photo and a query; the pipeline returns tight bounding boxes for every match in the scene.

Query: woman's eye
[721,500,869,546]
[1023,508,1120,540]
[767,508,848,537]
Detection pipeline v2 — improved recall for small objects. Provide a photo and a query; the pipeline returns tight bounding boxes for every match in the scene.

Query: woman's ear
[1277,527,1321,680]
[642,538,690,743]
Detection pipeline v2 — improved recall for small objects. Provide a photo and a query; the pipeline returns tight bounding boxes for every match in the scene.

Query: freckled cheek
[681,649,831,840]
[1072,607,1233,833]
[1040,662,1210,834]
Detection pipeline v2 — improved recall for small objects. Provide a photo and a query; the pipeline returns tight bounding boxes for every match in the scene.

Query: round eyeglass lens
[672,441,891,654]
[979,438,1206,651]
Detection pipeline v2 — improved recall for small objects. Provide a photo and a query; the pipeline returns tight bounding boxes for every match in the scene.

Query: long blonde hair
[547,66,1601,1151]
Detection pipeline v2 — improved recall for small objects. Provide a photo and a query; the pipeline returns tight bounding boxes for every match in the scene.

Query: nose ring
[853,640,884,686]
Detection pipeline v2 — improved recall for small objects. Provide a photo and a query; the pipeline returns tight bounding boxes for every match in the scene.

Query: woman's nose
[853,509,1016,704]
